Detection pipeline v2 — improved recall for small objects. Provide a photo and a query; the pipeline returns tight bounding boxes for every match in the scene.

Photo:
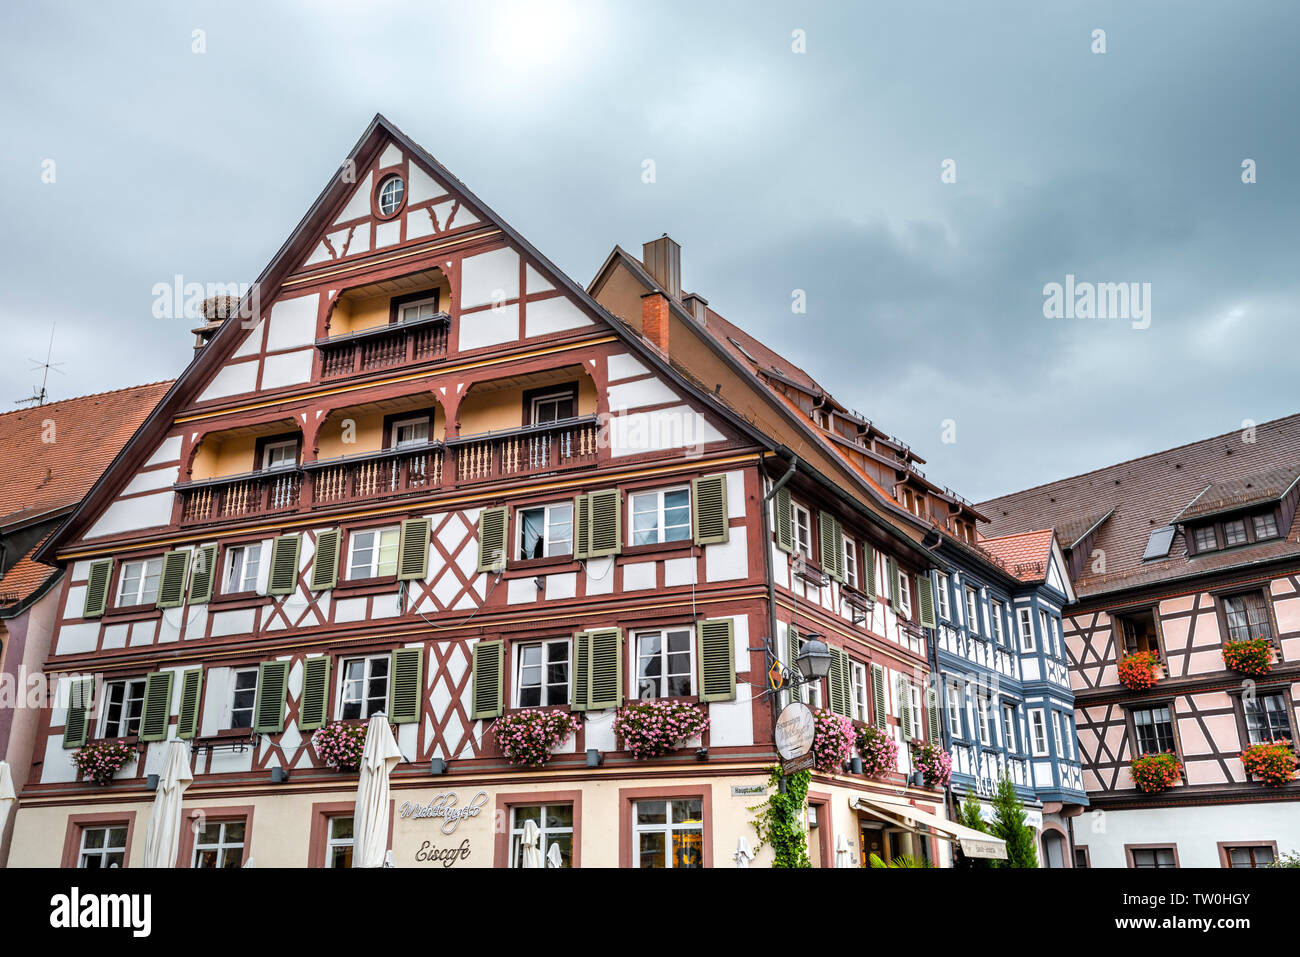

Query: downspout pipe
[759,458,795,770]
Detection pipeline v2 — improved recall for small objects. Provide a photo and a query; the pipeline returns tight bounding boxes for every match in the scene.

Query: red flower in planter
[1222,639,1273,677]
[1117,651,1160,691]
[1129,751,1182,793]
[1240,740,1297,787]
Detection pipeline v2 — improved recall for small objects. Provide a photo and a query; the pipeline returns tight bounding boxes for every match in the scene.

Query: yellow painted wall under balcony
[315,406,446,459]
[330,278,449,337]
[191,434,257,481]
[457,377,596,436]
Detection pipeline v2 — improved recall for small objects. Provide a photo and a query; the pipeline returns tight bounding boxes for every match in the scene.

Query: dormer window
[1187,508,1283,554]
[1223,519,1248,547]
[1193,526,1217,551]
[1254,513,1279,539]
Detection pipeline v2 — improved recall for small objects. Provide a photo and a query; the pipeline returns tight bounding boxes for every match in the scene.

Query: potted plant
[612,700,710,759]
[1240,740,1297,787]
[312,721,368,770]
[811,711,855,773]
[910,741,952,788]
[1222,638,1274,677]
[71,739,136,786]
[1117,650,1161,691]
[1129,751,1182,792]
[491,708,582,768]
[856,725,899,778]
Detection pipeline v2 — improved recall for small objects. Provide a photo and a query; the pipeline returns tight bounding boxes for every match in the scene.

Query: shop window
[633,798,704,868]
[78,825,128,868]
[509,804,573,868]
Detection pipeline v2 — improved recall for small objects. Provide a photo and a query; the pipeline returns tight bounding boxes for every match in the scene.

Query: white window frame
[935,573,951,621]
[325,816,353,868]
[389,414,431,449]
[633,627,695,699]
[1029,709,1049,756]
[842,535,858,588]
[78,825,128,868]
[377,175,405,216]
[632,798,705,868]
[975,694,991,745]
[792,503,813,558]
[991,600,1005,644]
[529,388,577,425]
[517,502,574,560]
[514,638,571,708]
[964,586,981,635]
[397,295,438,324]
[946,683,963,739]
[629,486,692,547]
[850,660,869,722]
[116,558,162,607]
[347,526,400,580]
[261,438,298,471]
[228,667,259,730]
[896,569,911,619]
[100,677,148,738]
[337,654,390,720]
[1040,610,1054,658]
[508,804,574,868]
[192,819,246,868]
[224,542,262,594]
[1003,703,1017,751]
[1018,607,1036,653]
[1052,710,1065,756]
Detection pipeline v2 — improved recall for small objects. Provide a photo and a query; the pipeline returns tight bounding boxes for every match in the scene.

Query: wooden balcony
[448,416,599,484]
[307,444,445,506]
[317,313,449,379]
[177,468,302,525]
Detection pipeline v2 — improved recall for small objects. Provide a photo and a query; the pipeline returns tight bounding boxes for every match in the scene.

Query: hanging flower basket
[1222,638,1273,677]
[612,701,710,759]
[312,721,368,771]
[1129,751,1182,792]
[911,741,952,788]
[1117,651,1161,691]
[491,708,582,768]
[1240,740,1297,787]
[72,739,136,786]
[809,710,854,773]
[856,725,899,778]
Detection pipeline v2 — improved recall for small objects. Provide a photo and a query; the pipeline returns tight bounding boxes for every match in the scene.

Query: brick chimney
[642,235,681,300]
[641,291,670,354]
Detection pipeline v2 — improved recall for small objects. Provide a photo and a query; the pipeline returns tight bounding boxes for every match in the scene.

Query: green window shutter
[696,618,736,702]
[927,690,941,745]
[477,507,508,573]
[83,559,114,618]
[819,512,842,581]
[471,640,504,719]
[187,544,218,604]
[586,628,623,710]
[573,495,591,559]
[917,574,936,628]
[310,529,341,591]
[267,535,301,595]
[156,549,191,609]
[691,475,729,545]
[253,661,290,733]
[390,647,424,724]
[570,632,590,712]
[863,543,878,597]
[896,675,913,739]
[62,677,94,748]
[586,489,622,558]
[870,664,886,730]
[176,669,203,739]
[398,518,431,581]
[773,487,793,553]
[140,671,174,742]
[299,656,331,731]
[886,556,900,604]
[827,646,851,717]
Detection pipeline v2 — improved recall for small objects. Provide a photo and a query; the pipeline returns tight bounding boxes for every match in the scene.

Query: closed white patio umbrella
[142,741,193,868]
[734,836,755,868]
[546,842,563,868]
[520,818,544,868]
[352,713,402,868]
[834,833,855,868]
[0,761,15,839]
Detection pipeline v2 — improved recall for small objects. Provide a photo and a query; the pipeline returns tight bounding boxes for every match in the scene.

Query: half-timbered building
[981,417,1300,868]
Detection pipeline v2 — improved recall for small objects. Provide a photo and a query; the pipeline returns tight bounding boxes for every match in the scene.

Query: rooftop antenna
[15,325,64,407]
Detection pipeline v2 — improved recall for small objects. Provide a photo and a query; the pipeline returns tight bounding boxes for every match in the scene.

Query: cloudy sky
[2,1,1296,501]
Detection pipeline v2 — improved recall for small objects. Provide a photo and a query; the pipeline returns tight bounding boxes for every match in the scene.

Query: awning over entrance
[850,795,1008,860]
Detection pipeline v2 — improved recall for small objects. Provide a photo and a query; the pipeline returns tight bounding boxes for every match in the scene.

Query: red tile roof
[979,529,1055,583]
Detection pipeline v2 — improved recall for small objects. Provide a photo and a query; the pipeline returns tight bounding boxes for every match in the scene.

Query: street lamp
[796,635,832,680]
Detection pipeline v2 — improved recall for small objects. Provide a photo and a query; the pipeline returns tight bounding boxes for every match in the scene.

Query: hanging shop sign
[398,790,490,835]
[775,702,815,760]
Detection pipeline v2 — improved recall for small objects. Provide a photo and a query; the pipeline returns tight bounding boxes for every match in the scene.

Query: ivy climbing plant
[748,766,811,868]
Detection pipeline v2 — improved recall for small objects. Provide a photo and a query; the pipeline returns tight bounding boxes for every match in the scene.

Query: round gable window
[376,174,406,217]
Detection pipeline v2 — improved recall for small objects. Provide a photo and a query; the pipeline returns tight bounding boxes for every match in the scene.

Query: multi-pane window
[78,825,128,868]
[1003,704,1017,751]
[1226,845,1275,868]
[896,570,911,619]
[1254,514,1279,540]
[192,820,246,868]
[515,639,570,707]
[325,817,353,868]
[991,601,1005,644]
[390,415,430,448]
[633,798,704,868]
[377,175,405,216]
[1222,519,1248,547]
[117,558,162,607]
[946,684,964,739]
[842,537,858,588]
[1244,692,1291,745]
[850,661,869,723]
[1132,705,1175,755]
[101,678,147,738]
[509,804,573,868]
[348,527,399,579]
[224,543,261,593]
[338,656,389,720]
[1223,592,1273,643]
[792,504,812,558]
[1018,607,1035,652]
[229,669,258,729]
[964,587,981,634]
[261,438,298,470]
[635,629,693,699]
[1052,712,1065,756]
[518,503,573,560]
[630,488,691,546]
[1130,847,1177,868]
[935,574,951,620]
[397,296,438,324]
[1039,610,1055,658]
[975,695,990,745]
[1029,709,1048,756]
[529,389,576,424]
[1192,526,1218,551]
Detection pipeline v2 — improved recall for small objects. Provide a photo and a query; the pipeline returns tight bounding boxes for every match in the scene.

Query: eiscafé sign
[775,702,816,774]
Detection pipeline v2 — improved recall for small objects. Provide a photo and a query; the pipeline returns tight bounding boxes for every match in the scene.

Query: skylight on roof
[1142,525,1176,561]
[726,337,756,362]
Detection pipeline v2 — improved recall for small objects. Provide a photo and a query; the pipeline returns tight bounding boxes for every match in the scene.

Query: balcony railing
[317,313,449,379]
[448,416,599,484]
[177,468,302,525]
[307,444,445,506]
